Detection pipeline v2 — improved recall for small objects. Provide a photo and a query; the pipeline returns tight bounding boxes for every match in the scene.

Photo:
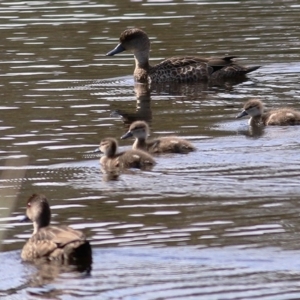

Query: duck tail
[245,65,261,74]
[223,56,238,62]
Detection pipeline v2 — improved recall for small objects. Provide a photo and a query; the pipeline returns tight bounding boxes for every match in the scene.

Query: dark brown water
[1,0,300,299]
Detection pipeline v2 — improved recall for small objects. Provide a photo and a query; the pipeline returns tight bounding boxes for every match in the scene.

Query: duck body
[22,225,91,262]
[96,137,156,169]
[121,121,195,154]
[147,56,258,83]
[21,194,92,264]
[236,99,300,126]
[133,136,195,154]
[106,28,260,83]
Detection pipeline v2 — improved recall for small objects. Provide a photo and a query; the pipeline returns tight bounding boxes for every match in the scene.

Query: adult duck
[106,28,260,83]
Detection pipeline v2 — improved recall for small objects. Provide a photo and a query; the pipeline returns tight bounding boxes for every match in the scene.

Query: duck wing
[147,137,195,153]
[151,56,259,82]
[263,109,300,126]
[117,149,155,168]
[22,226,87,260]
[150,56,215,82]
[45,226,86,247]
[207,56,260,79]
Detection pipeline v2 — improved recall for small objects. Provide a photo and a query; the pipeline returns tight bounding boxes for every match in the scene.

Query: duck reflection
[237,126,265,138]
[110,78,251,127]
[25,260,91,296]
[149,76,247,97]
[101,168,121,182]
[100,166,146,182]
[110,83,152,125]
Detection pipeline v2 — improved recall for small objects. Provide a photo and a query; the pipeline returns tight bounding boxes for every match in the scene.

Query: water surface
[1,0,300,299]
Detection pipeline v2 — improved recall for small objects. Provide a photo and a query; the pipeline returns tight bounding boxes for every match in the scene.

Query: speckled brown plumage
[121,121,195,154]
[106,28,260,83]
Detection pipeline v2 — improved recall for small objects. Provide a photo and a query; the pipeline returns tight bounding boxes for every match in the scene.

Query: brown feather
[21,194,92,265]
[98,137,156,170]
[237,99,300,126]
[106,28,260,83]
[121,121,195,154]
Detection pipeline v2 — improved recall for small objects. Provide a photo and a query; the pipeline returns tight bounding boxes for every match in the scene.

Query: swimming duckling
[95,137,156,169]
[236,98,300,126]
[21,194,92,264]
[106,28,260,83]
[121,121,195,154]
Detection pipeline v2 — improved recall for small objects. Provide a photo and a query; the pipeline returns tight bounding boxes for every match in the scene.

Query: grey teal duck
[95,137,156,169]
[106,28,260,83]
[121,121,195,154]
[21,194,92,264]
[236,99,300,126]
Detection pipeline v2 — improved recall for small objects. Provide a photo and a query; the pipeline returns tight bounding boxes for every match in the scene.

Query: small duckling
[121,121,195,154]
[95,137,156,169]
[21,194,92,264]
[236,98,300,126]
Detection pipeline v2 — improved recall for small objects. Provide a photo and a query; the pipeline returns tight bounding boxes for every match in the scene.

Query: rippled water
[1,0,300,299]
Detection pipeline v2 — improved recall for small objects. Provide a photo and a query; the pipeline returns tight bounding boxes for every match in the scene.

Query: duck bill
[21,215,30,223]
[94,147,101,153]
[110,110,122,118]
[120,131,133,139]
[236,110,248,119]
[106,44,126,56]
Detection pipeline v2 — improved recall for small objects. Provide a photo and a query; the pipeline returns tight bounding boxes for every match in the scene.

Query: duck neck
[133,50,150,70]
[32,222,39,235]
[133,51,151,83]
[249,115,262,126]
[32,217,49,235]
[105,145,117,158]
[134,137,147,150]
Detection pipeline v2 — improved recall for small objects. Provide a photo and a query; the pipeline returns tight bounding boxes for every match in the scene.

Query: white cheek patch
[133,155,140,159]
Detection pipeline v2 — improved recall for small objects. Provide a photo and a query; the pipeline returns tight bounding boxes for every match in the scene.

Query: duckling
[95,137,156,169]
[236,98,300,126]
[121,121,195,154]
[21,194,92,264]
[106,28,260,83]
